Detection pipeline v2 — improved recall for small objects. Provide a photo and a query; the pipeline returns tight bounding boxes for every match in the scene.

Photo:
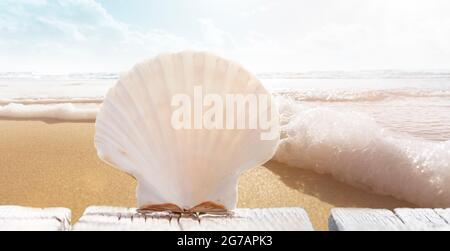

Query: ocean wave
[258,70,450,79]
[275,89,450,102]
[0,97,103,106]
[2,88,445,106]
[0,72,118,80]
[0,103,97,121]
[3,70,450,81]
[274,97,450,207]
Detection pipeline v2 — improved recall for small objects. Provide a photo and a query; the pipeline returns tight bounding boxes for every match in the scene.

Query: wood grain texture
[434,208,450,223]
[73,206,179,231]
[329,208,408,231]
[329,208,450,231]
[394,208,448,229]
[0,206,71,231]
[73,206,314,231]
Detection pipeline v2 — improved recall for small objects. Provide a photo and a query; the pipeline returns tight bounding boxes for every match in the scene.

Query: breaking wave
[0,97,103,106]
[276,89,450,102]
[0,103,97,121]
[0,72,118,80]
[274,97,450,207]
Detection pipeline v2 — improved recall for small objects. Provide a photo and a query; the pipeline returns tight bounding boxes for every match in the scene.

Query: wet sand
[0,120,414,230]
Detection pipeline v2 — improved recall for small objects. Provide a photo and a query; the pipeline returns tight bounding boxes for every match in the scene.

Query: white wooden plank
[73,206,179,231]
[0,206,71,231]
[179,208,313,231]
[394,208,449,229]
[434,208,450,223]
[73,206,313,231]
[329,208,407,231]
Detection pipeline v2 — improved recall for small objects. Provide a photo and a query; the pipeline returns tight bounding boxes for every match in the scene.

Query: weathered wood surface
[0,206,71,231]
[329,208,450,231]
[3,205,450,231]
[329,208,408,231]
[434,208,450,223]
[394,208,448,229]
[73,206,314,231]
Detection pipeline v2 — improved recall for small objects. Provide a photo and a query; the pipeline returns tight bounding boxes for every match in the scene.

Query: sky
[1,0,450,73]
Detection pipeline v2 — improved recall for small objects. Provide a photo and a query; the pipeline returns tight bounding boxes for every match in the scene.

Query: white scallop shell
[95,51,279,212]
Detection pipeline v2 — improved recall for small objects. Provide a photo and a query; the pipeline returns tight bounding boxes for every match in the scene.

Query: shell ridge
[197,53,220,199]
[96,120,166,194]
[181,52,204,208]
[179,51,195,206]
[201,59,241,202]
[104,87,157,164]
[96,102,151,174]
[196,62,253,200]
[223,72,273,172]
[134,63,170,171]
[214,66,249,171]
[96,136,169,203]
[115,80,181,196]
[171,52,190,205]
[205,59,243,161]
[151,56,180,181]
[136,59,189,204]
[157,53,186,195]
[117,72,168,174]
[101,89,172,191]
[95,119,150,171]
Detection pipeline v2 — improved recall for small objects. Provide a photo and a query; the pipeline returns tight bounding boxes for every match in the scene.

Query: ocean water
[2,71,449,141]
[1,71,449,206]
[271,80,450,142]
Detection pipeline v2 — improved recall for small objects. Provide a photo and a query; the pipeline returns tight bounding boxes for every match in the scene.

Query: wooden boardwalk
[329,208,450,231]
[1,206,450,231]
[73,206,314,231]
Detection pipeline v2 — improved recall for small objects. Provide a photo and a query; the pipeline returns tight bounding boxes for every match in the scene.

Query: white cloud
[288,0,450,70]
[1,0,450,72]
[0,0,194,73]
[198,18,236,49]
[240,1,275,17]
[234,0,450,71]
[37,16,88,42]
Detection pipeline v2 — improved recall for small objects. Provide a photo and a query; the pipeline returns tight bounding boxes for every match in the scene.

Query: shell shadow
[263,160,416,209]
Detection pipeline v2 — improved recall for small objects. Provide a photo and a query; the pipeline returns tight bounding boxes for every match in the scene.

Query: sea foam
[276,89,450,102]
[274,97,450,207]
[0,97,103,105]
[0,103,97,121]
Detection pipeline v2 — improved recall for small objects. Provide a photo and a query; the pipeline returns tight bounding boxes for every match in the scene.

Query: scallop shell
[95,51,280,213]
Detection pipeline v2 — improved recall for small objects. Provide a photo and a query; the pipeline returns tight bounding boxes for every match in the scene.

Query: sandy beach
[0,120,415,230]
